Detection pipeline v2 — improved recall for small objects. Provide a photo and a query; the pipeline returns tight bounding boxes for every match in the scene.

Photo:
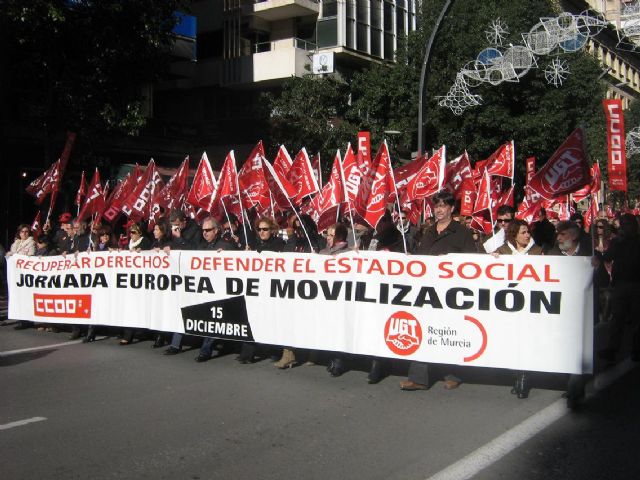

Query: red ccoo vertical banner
[603,99,628,192]
[525,157,536,185]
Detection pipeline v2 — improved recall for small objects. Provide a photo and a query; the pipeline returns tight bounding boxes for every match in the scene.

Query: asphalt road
[1,322,638,480]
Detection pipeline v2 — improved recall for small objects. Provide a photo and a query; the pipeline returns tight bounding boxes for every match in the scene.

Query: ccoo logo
[384,311,422,355]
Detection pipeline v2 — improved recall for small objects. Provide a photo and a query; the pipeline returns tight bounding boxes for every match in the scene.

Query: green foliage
[1,0,186,142]
[263,74,357,162]
[420,0,606,187]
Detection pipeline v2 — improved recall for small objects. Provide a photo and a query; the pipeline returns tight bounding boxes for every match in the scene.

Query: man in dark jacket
[194,217,240,362]
[401,190,476,392]
[546,220,592,409]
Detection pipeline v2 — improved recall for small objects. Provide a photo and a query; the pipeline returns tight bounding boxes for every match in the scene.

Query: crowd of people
[4,189,639,409]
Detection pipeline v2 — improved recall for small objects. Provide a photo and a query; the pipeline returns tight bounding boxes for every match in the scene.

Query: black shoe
[195,354,210,363]
[236,355,253,364]
[83,335,96,343]
[327,358,345,377]
[511,372,530,399]
[151,335,165,349]
[367,360,385,384]
[163,346,181,355]
[13,323,29,330]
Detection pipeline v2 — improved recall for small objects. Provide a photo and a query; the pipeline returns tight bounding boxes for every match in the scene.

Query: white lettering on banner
[606,102,624,167]
[6,251,593,375]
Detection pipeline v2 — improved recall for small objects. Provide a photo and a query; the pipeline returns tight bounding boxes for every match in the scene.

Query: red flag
[273,145,293,188]
[58,131,77,175]
[394,154,427,203]
[444,151,472,198]
[459,177,477,216]
[357,131,373,172]
[215,151,242,217]
[158,157,190,211]
[318,150,346,215]
[102,166,139,223]
[526,156,536,185]
[583,193,599,232]
[121,160,163,221]
[147,177,166,231]
[342,144,362,208]
[496,185,514,209]
[473,169,492,214]
[187,153,218,212]
[403,146,446,203]
[287,148,319,206]
[263,158,296,211]
[528,128,590,200]
[31,211,42,236]
[515,195,542,223]
[238,141,270,210]
[470,215,493,235]
[485,141,515,179]
[78,169,105,222]
[75,171,87,207]
[572,161,602,202]
[362,141,396,228]
[26,159,61,205]
[603,99,628,192]
[471,159,489,181]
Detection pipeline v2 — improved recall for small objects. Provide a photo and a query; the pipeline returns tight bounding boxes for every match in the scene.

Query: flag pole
[386,140,408,254]
[231,150,250,242]
[336,149,358,247]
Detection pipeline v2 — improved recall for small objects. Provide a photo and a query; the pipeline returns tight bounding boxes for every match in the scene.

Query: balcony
[222,38,316,86]
[251,0,319,22]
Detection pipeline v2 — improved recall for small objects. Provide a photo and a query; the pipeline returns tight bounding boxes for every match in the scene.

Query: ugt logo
[384,311,422,355]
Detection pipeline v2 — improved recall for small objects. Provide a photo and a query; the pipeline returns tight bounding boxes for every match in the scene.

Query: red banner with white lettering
[527,128,590,200]
[603,99,628,192]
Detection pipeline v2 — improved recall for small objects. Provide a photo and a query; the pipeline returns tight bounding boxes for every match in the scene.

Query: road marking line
[0,339,87,357]
[0,417,47,431]
[426,360,637,480]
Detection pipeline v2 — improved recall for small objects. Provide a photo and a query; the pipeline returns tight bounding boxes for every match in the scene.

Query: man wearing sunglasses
[483,205,514,253]
[194,217,240,362]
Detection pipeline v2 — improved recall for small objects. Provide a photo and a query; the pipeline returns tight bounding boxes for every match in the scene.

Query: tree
[263,74,357,165]
[0,0,187,161]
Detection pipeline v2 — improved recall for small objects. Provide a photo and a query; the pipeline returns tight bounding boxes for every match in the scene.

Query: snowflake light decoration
[439,11,606,115]
[544,59,570,87]
[485,18,509,46]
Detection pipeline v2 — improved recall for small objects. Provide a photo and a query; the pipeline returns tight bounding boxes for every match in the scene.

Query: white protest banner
[7,251,593,374]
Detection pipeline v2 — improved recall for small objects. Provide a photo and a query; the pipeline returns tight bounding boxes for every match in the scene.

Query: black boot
[152,334,165,349]
[327,357,345,377]
[511,371,529,399]
[367,359,386,384]
[83,326,96,343]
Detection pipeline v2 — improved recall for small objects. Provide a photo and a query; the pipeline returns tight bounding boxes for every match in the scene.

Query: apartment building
[148,0,418,162]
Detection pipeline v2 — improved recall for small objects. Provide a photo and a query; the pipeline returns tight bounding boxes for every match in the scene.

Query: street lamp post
[417,0,454,156]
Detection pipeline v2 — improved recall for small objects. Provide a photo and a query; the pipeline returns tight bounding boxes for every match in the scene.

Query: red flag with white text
[287,148,319,205]
[78,169,104,222]
[362,141,396,228]
[603,99,628,192]
[528,128,590,200]
[26,159,61,205]
[158,157,190,211]
[444,151,472,199]
[485,141,515,179]
[238,142,270,210]
[186,153,218,212]
[75,170,87,207]
[403,146,446,203]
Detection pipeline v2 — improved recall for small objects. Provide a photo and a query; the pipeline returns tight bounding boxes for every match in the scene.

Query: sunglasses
[496,218,511,224]
[257,227,271,232]
[202,227,216,233]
